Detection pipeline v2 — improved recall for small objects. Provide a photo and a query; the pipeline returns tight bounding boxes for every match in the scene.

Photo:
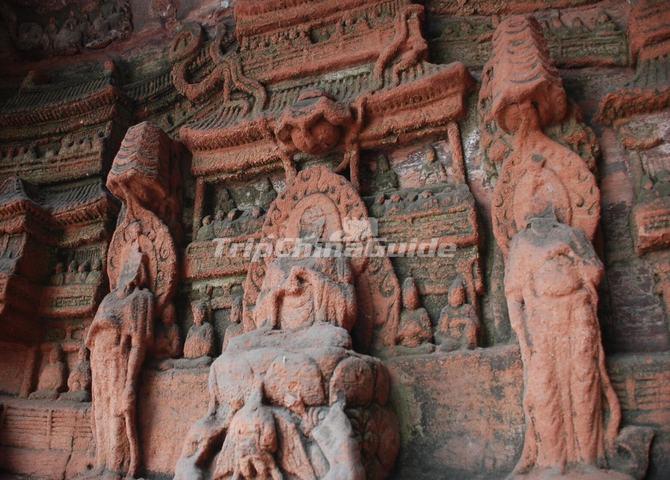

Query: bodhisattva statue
[505,215,626,479]
[85,245,154,480]
[176,174,399,480]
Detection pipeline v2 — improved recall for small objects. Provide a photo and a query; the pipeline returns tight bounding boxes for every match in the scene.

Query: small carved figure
[435,276,479,351]
[59,346,92,402]
[29,345,67,400]
[420,145,448,185]
[65,260,78,284]
[216,383,284,480]
[397,277,433,347]
[152,302,181,360]
[77,261,89,283]
[196,215,214,241]
[222,294,244,350]
[180,300,215,366]
[50,262,65,286]
[372,154,399,192]
[253,178,277,211]
[218,188,236,216]
[86,259,103,284]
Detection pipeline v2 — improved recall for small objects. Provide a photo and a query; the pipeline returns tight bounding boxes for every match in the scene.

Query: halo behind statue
[243,166,401,351]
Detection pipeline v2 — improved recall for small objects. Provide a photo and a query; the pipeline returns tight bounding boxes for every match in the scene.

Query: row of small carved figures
[29,272,480,407]
[435,10,619,40]
[49,260,103,286]
[30,297,229,404]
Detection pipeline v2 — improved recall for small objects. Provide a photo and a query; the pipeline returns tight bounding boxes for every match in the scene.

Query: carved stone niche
[480,15,654,480]
[176,166,400,480]
[85,121,182,480]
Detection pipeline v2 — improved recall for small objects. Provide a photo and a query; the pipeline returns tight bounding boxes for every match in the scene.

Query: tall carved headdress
[106,122,182,314]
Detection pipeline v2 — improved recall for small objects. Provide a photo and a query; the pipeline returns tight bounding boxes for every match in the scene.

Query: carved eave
[0,179,118,246]
[235,0,378,37]
[597,0,670,125]
[632,196,670,255]
[0,85,127,129]
[182,60,473,179]
[0,67,132,184]
[597,55,670,125]
[0,179,116,340]
[237,0,405,83]
[359,62,473,147]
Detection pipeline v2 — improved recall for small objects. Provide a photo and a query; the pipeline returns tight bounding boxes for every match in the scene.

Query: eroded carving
[505,216,624,478]
[59,346,92,402]
[29,345,67,400]
[85,121,181,479]
[436,276,479,352]
[9,0,133,58]
[481,15,653,479]
[176,166,399,479]
[86,245,154,479]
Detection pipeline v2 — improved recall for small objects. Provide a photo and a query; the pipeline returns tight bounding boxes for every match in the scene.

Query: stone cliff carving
[598,0,670,124]
[397,277,433,349]
[85,121,181,479]
[164,299,217,369]
[86,245,154,480]
[183,300,215,361]
[60,346,92,402]
[9,0,133,58]
[481,15,652,479]
[505,216,625,478]
[176,166,399,479]
[106,121,182,329]
[170,22,267,115]
[29,345,67,400]
[436,276,479,352]
[479,16,599,255]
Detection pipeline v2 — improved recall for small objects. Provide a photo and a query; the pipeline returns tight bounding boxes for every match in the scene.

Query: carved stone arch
[242,166,401,351]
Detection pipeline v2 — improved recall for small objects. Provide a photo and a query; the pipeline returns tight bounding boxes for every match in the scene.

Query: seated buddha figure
[30,345,67,400]
[176,200,399,480]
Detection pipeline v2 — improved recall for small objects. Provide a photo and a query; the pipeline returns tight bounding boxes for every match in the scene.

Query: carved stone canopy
[106,121,181,315]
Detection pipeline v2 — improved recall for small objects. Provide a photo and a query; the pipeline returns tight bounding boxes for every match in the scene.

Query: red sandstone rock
[0,1,669,480]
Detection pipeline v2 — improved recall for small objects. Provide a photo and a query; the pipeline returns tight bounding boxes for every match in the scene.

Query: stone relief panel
[176,166,400,480]
[3,0,132,58]
[0,1,669,480]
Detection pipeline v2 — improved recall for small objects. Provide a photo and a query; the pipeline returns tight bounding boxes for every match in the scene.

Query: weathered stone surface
[0,1,668,479]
